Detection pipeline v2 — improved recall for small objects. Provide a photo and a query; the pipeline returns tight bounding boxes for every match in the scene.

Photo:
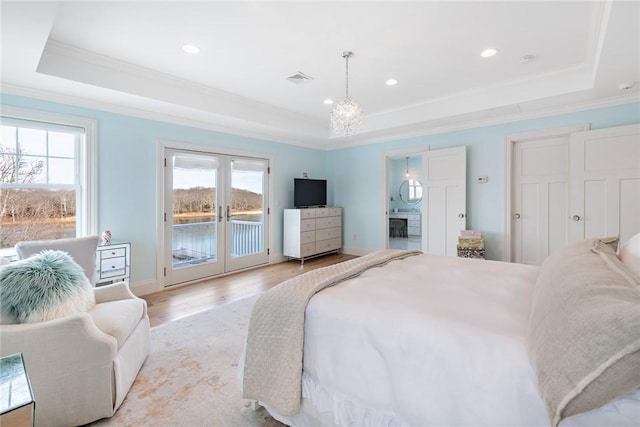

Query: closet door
[511,136,569,264]
[569,124,640,244]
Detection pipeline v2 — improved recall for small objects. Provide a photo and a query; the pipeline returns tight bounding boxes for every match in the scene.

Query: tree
[0,144,44,221]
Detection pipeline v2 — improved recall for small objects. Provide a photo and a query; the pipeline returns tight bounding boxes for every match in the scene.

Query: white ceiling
[1,1,639,149]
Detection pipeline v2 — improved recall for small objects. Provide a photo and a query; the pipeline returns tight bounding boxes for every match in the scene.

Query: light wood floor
[142,253,358,327]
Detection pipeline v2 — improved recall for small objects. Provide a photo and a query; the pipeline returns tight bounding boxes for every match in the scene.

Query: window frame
[0,106,98,245]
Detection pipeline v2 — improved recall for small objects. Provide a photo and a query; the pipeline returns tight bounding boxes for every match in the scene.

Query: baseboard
[341,246,375,256]
[130,279,161,297]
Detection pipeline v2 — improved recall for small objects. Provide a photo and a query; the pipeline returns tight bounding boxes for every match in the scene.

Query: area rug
[92,295,283,426]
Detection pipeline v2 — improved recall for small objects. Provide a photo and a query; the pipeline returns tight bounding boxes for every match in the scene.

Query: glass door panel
[165,150,224,285]
[225,158,269,272]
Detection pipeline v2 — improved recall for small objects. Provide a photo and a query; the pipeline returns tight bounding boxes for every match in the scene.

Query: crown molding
[2,82,637,152]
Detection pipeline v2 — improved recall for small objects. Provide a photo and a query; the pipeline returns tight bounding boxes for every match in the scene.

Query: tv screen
[294,178,327,208]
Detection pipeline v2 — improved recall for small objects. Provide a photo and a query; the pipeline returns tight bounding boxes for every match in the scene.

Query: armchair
[0,237,150,426]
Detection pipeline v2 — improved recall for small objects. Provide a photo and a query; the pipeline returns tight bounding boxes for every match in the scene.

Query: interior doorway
[383,149,426,251]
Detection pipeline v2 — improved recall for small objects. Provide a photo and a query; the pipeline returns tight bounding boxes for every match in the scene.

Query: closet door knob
[458,213,465,219]
[571,215,581,221]
[513,213,521,219]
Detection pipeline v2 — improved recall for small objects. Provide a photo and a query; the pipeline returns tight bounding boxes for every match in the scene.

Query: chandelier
[330,51,363,136]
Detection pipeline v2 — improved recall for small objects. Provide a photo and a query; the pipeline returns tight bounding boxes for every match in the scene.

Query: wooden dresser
[283,207,342,264]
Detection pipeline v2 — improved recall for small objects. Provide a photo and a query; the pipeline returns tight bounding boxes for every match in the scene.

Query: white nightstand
[95,242,131,286]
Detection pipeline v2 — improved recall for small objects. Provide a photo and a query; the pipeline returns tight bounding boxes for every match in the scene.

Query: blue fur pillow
[0,250,95,324]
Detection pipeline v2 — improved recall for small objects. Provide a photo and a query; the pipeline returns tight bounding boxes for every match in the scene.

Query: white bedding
[259,253,640,427]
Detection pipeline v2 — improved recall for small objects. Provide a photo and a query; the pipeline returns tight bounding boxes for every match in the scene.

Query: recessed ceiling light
[182,44,200,54]
[324,99,334,105]
[480,48,498,58]
[386,79,398,86]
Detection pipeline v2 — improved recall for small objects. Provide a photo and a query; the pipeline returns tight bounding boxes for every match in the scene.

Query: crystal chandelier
[331,51,363,136]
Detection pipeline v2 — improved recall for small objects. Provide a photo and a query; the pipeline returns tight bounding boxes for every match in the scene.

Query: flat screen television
[294,178,327,208]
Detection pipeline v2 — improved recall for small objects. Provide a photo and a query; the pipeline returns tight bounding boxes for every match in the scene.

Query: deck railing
[172,220,263,266]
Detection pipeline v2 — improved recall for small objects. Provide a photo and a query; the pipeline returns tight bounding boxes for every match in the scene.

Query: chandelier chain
[345,53,349,98]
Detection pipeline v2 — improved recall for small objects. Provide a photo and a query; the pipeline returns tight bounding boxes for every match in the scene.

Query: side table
[95,242,131,286]
[0,353,35,427]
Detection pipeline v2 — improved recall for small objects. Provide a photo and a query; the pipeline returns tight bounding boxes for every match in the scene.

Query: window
[0,107,97,253]
[408,179,422,202]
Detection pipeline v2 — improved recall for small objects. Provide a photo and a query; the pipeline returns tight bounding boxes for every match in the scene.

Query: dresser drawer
[301,231,315,244]
[300,219,316,231]
[408,214,421,221]
[314,208,329,218]
[300,209,316,219]
[328,207,342,217]
[408,220,421,228]
[316,216,341,229]
[316,238,341,252]
[100,257,126,278]
[316,227,341,241]
[300,243,316,257]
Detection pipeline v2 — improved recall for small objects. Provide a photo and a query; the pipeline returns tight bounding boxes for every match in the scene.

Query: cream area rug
[92,295,283,427]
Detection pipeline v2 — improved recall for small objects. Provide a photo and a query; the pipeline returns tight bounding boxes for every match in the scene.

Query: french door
[164,148,269,286]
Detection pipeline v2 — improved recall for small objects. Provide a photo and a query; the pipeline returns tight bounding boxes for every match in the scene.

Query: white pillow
[619,233,640,276]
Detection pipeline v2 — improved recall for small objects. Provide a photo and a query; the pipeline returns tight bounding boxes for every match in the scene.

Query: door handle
[513,213,521,219]
[218,205,223,222]
[226,205,231,222]
[458,213,465,219]
[571,215,581,221]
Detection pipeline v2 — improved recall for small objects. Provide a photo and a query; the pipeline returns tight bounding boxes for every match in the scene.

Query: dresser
[95,242,131,286]
[284,207,342,264]
[389,212,421,236]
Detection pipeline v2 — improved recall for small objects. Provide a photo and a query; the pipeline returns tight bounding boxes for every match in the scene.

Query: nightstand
[95,242,131,286]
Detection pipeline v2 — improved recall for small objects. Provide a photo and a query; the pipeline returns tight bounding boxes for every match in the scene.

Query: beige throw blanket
[242,249,422,416]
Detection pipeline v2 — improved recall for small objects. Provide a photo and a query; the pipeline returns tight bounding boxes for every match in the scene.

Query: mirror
[399,179,423,205]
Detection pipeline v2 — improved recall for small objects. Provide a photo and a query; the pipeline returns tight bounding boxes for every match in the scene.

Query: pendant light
[330,51,363,136]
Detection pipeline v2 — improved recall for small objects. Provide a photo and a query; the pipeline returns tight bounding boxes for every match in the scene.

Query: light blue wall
[1,94,327,284]
[328,102,640,260]
[2,93,638,278]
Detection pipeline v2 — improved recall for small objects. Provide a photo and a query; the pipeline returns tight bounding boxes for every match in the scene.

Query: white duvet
[262,254,640,427]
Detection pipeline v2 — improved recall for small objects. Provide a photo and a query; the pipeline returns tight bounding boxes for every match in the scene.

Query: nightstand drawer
[100,257,126,278]
[100,247,127,259]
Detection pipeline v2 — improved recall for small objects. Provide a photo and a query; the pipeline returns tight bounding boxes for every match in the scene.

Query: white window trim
[0,106,98,238]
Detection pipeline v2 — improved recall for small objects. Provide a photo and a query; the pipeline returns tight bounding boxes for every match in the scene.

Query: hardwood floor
[142,253,358,327]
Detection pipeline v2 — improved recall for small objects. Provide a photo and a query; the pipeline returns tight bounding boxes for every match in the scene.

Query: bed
[241,236,640,427]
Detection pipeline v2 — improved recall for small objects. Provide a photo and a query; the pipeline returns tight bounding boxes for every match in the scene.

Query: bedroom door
[569,124,640,245]
[422,146,466,256]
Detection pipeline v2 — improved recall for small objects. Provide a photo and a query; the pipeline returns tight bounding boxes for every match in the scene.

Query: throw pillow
[0,250,96,324]
[619,233,640,276]
[527,237,640,427]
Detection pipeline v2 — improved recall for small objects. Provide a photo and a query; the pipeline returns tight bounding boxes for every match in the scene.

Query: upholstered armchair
[0,236,150,426]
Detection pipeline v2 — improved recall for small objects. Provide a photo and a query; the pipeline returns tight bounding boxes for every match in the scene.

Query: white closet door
[423,146,466,256]
[512,137,569,264]
[569,124,640,244]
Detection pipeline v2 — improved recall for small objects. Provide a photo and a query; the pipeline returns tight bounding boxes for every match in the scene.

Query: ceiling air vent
[286,71,314,84]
